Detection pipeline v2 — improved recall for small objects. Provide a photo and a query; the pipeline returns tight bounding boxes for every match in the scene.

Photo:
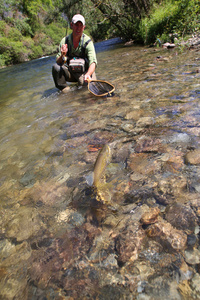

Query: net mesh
[89,81,114,96]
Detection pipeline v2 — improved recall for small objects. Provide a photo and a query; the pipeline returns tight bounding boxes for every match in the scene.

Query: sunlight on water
[0,41,200,299]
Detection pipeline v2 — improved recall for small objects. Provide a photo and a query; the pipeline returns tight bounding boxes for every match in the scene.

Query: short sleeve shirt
[56,33,97,67]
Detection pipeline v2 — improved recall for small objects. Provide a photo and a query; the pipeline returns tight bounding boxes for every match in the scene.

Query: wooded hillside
[0,0,199,67]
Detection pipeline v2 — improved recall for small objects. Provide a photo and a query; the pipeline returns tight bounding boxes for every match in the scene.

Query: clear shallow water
[0,41,200,299]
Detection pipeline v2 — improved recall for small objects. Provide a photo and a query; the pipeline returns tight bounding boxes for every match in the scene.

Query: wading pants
[52,63,96,90]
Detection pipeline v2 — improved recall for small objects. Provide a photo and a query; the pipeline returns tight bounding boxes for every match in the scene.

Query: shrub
[0,37,29,65]
[0,37,10,53]
[0,20,7,37]
[0,54,6,67]
[22,36,34,49]
[29,44,43,59]
[7,27,23,41]
[170,0,200,36]
[33,31,48,45]
[14,18,33,37]
[43,22,67,45]
[40,43,56,54]
[140,2,178,44]
[139,0,200,45]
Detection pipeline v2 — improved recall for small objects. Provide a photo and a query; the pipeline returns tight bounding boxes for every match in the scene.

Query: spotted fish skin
[92,144,112,203]
[93,144,111,188]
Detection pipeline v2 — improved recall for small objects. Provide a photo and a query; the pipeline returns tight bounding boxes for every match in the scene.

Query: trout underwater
[93,144,111,188]
[86,144,112,203]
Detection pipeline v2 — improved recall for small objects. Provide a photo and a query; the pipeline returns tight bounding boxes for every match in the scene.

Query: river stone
[0,240,31,268]
[178,280,193,300]
[30,180,69,207]
[187,234,197,248]
[19,171,36,187]
[142,276,181,300]
[184,249,200,265]
[0,275,28,300]
[98,273,132,299]
[5,207,45,242]
[68,211,85,227]
[140,207,160,225]
[132,260,155,280]
[128,153,161,175]
[136,117,154,128]
[160,148,184,173]
[146,218,187,250]
[156,174,187,198]
[185,149,200,165]
[178,260,193,281]
[115,223,145,265]
[191,273,200,296]
[165,203,197,234]
[55,208,85,229]
[101,253,118,269]
[134,136,163,153]
[125,110,142,120]
[56,208,78,224]
[87,229,115,264]
[112,142,131,164]
[190,198,200,219]
[0,240,31,299]
[170,133,191,144]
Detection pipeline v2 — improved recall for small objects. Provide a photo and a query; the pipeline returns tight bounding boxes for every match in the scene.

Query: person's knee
[52,63,60,74]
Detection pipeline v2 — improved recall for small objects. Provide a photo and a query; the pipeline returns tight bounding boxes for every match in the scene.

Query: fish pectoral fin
[85,172,94,186]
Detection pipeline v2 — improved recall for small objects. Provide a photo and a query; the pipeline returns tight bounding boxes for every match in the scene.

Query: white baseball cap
[72,14,85,26]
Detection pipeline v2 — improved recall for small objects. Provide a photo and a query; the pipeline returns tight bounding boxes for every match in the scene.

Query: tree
[17,0,53,32]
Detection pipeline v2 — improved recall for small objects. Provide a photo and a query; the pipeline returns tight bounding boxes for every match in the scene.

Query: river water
[0,40,200,299]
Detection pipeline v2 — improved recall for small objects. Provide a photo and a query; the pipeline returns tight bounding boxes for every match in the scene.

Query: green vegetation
[0,0,199,67]
[140,0,200,45]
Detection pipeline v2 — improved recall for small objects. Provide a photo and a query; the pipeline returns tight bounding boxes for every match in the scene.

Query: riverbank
[0,33,199,70]
[178,33,200,50]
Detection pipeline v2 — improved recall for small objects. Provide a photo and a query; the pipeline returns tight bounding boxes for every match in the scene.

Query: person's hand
[61,44,68,56]
[84,74,91,81]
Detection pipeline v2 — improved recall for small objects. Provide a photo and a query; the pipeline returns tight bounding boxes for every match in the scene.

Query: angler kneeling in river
[52,14,97,92]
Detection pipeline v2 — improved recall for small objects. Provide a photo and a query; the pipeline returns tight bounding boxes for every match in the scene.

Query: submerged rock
[141,207,160,225]
[156,174,188,200]
[5,207,45,242]
[128,152,161,175]
[134,136,164,153]
[190,273,200,298]
[165,203,197,234]
[178,280,193,300]
[184,249,200,265]
[146,217,187,250]
[190,197,200,220]
[141,276,182,300]
[136,117,154,128]
[0,240,31,300]
[115,223,145,265]
[185,149,200,165]
[162,42,175,48]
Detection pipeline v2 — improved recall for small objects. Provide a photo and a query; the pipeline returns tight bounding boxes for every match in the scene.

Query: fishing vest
[65,34,91,60]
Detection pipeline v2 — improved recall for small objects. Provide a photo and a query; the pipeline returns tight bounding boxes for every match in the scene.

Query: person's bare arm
[84,62,96,80]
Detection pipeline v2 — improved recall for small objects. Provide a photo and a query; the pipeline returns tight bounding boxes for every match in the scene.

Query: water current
[0,38,200,299]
